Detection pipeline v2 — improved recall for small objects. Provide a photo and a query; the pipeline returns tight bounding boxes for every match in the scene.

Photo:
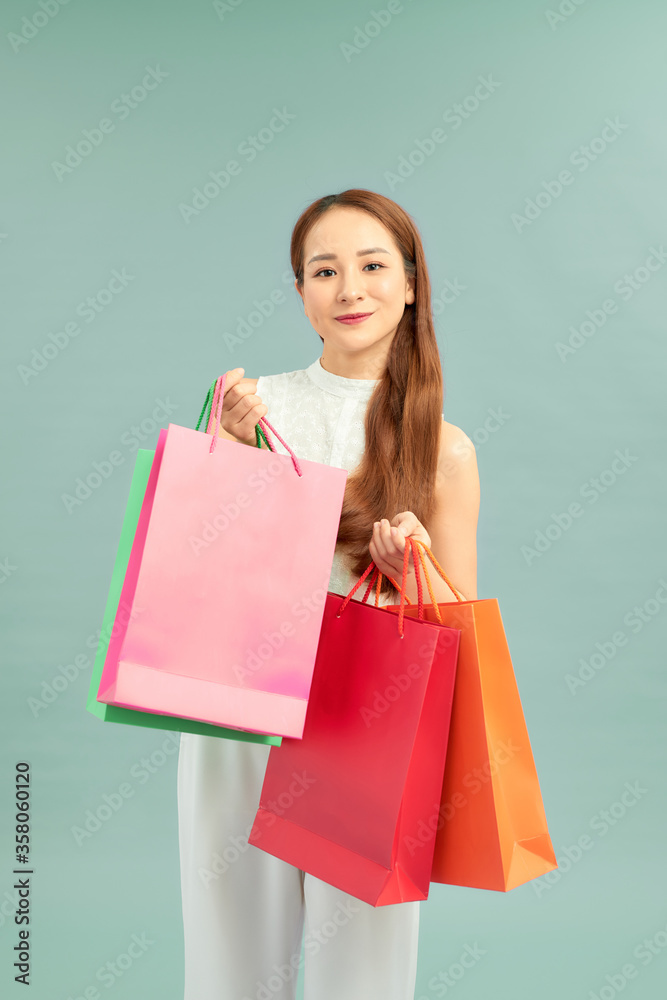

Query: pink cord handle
[205,373,303,477]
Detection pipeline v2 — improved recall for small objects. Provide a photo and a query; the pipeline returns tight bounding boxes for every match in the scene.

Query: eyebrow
[306,247,391,265]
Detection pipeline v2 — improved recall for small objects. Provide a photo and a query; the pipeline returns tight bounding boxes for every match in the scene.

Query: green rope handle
[195,379,217,432]
[196,377,267,450]
[255,424,270,449]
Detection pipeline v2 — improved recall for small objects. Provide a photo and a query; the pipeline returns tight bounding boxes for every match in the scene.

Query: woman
[177,188,480,1000]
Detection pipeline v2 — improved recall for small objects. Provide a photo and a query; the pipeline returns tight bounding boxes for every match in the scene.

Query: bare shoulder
[429,419,480,600]
[434,418,480,515]
[438,418,477,470]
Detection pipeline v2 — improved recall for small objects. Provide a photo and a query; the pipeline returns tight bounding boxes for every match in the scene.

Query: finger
[372,520,390,562]
[221,373,256,415]
[368,538,397,578]
[381,519,408,567]
[380,518,397,555]
[389,525,407,554]
[391,512,430,551]
[368,537,382,569]
[391,511,419,535]
[376,520,407,577]
[223,377,266,433]
[215,369,248,421]
[390,527,413,576]
[228,392,265,430]
[219,368,246,403]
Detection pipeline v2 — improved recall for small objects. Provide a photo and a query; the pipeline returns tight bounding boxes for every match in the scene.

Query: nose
[336,267,365,304]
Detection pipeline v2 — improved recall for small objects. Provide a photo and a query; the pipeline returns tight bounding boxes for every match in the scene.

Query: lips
[335,312,373,324]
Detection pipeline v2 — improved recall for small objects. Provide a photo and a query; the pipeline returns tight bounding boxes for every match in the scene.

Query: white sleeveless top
[256,356,395,607]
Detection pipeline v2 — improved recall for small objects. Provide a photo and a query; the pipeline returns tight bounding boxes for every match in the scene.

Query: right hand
[214,367,268,446]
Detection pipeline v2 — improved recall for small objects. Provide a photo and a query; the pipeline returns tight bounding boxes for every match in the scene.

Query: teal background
[1,0,665,997]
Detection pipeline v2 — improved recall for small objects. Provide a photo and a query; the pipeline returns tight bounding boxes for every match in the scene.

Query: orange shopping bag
[385,540,557,892]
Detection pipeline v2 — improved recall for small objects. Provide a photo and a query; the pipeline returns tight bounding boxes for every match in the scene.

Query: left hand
[369,512,431,581]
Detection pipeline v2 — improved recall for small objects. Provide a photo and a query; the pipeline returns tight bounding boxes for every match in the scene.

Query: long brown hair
[290,189,443,597]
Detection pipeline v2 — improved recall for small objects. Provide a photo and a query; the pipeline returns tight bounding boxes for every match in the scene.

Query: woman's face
[296,207,415,369]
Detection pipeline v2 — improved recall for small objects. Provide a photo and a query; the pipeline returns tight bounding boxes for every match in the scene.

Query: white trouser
[177,732,420,1000]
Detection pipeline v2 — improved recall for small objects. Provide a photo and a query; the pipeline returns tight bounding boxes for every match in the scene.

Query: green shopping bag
[86,379,282,744]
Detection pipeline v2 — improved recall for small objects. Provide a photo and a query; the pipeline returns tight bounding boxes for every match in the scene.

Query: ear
[405,275,416,306]
[294,279,304,305]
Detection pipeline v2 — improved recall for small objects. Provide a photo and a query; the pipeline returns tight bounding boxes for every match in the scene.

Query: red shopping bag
[386,541,558,891]
[249,538,461,906]
[96,374,348,739]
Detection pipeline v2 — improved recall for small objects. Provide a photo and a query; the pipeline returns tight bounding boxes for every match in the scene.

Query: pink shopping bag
[96,374,348,738]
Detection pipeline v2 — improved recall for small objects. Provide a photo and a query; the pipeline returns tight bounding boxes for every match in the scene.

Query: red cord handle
[377,537,468,617]
[336,533,467,635]
[336,534,419,638]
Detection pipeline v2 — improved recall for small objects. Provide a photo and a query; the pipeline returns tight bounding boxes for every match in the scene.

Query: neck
[320,344,390,381]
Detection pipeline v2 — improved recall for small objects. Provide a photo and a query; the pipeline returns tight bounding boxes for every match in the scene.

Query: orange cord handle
[381,537,467,624]
[412,538,467,603]
[336,535,467,634]
[415,543,443,624]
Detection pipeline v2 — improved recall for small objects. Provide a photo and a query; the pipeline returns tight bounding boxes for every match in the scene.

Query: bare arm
[420,420,480,602]
[371,419,480,604]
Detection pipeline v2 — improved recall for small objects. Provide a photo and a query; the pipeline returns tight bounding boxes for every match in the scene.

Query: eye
[313,262,385,277]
